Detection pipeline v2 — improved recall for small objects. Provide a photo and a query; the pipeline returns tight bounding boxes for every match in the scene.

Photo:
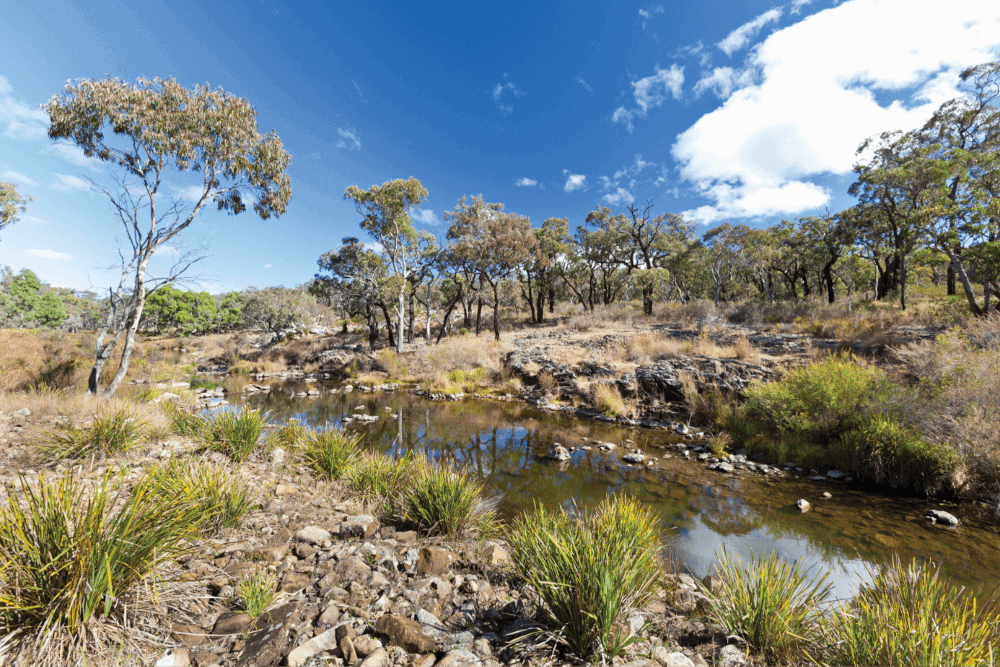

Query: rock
[675,423,689,435]
[360,647,389,667]
[354,634,384,657]
[213,612,253,635]
[416,608,447,638]
[416,547,455,576]
[341,514,379,539]
[270,447,286,465]
[795,499,811,513]
[926,509,960,526]
[335,556,373,583]
[482,543,510,567]
[171,623,208,649]
[295,525,332,545]
[374,614,437,653]
[434,648,482,667]
[156,649,190,667]
[11,408,30,418]
[287,628,339,667]
[279,570,311,592]
[651,648,695,667]
[598,442,617,451]
[821,491,833,499]
[339,636,358,664]
[547,443,571,461]
[718,645,749,667]
[623,452,646,463]
[235,601,301,667]
[826,469,848,480]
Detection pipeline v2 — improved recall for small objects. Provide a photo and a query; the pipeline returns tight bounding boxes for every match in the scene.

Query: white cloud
[175,185,210,202]
[262,263,273,269]
[24,248,73,261]
[515,177,538,187]
[411,209,439,225]
[0,76,48,141]
[611,107,636,132]
[790,0,812,14]
[563,171,587,193]
[673,0,1000,224]
[718,7,783,56]
[352,80,366,103]
[0,168,37,186]
[603,188,635,206]
[48,143,99,170]
[336,127,361,150]
[576,77,593,93]
[693,67,757,99]
[639,4,665,28]
[50,173,90,192]
[613,65,684,132]
[492,78,525,114]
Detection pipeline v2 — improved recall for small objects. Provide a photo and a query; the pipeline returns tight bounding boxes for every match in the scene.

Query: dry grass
[591,382,628,417]
[404,333,512,393]
[732,335,760,363]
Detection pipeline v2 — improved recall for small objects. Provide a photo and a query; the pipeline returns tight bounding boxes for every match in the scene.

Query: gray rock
[155,649,190,667]
[354,635,383,657]
[547,444,571,461]
[434,649,482,667]
[652,647,695,667]
[287,628,339,667]
[360,647,389,667]
[341,514,379,539]
[718,645,749,667]
[11,408,30,418]
[826,469,848,480]
[295,526,332,545]
[416,608,447,638]
[795,499,811,513]
[926,509,960,526]
[235,601,301,667]
[623,452,646,463]
[415,547,455,576]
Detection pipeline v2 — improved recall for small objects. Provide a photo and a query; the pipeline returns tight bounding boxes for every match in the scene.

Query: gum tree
[0,182,31,238]
[46,77,292,396]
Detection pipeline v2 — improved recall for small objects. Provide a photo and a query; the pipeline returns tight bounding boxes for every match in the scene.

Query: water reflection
[243,381,1000,599]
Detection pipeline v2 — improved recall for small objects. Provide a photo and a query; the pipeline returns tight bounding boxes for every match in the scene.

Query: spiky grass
[201,407,268,462]
[403,461,499,536]
[706,547,832,664]
[142,458,258,535]
[236,568,278,620]
[346,453,416,520]
[0,471,202,665]
[506,495,663,661]
[268,418,311,451]
[302,428,360,480]
[824,556,1000,666]
[162,402,206,438]
[35,406,148,462]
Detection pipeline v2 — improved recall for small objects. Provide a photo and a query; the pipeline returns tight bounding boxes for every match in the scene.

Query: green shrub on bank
[201,407,268,462]
[403,461,498,536]
[36,407,148,461]
[707,548,831,664]
[302,428,360,480]
[825,556,1000,666]
[506,495,662,661]
[142,457,257,534]
[346,452,416,520]
[0,471,200,665]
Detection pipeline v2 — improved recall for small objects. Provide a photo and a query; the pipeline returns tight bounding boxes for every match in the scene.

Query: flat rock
[652,647,695,667]
[718,645,749,667]
[416,547,455,576]
[295,526,332,544]
[547,444,571,461]
[213,612,253,636]
[482,544,510,567]
[826,469,848,480]
[359,647,389,667]
[287,628,339,667]
[434,648,482,667]
[374,614,437,653]
[623,452,646,463]
[926,509,960,526]
[235,601,301,667]
[341,514,379,539]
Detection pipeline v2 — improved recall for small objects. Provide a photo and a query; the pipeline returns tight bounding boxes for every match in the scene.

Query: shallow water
[242,381,1000,599]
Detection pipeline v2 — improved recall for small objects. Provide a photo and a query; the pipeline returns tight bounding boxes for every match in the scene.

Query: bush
[142,457,257,534]
[346,453,416,520]
[0,471,201,665]
[403,461,498,536]
[506,495,663,661]
[36,406,148,461]
[202,407,268,462]
[825,556,1000,666]
[302,428,360,480]
[707,548,832,664]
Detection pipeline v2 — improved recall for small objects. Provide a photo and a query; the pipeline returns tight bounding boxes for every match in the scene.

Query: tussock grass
[0,471,201,666]
[142,458,257,534]
[163,402,206,438]
[301,427,360,480]
[346,453,416,520]
[36,406,148,462]
[506,495,663,661]
[268,418,310,450]
[825,556,1000,667]
[591,383,627,418]
[403,461,499,536]
[201,407,269,462]
[236,569,278,620]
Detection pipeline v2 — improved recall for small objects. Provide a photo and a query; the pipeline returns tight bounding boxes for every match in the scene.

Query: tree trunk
[379,302,397,349]
[475,297,482,335]
[396,286,405,354]
[823,262,836,304]
[491,283,501,341]
[945,251,984,316]
[103,255,153,397]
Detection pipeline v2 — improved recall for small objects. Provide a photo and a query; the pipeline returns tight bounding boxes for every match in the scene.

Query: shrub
[346,453,416,520]
[236,568,278,620]
[403,461,499,536]
[202,407,268,462]
[142,458,257,534]
[0,471,201,665]
[825,556,1000,666]
[506,495,663,661]
[36,406,148,462]
[707,548,831,664]
[302,428,360,480]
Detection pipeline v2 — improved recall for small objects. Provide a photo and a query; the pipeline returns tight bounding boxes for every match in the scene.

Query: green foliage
[143,284,219,335]
[301,427,360,480]
[236,568,278,620]
[346,453,416,520]
[506,495,663,661]
[268,418,310,450]
[403,461,498,536]
[0,269,66,328]
[202,407,268,462]
[37,407,147,461]
[0,471,201,662]
[163,403,206,438]
[706,548,832,664]
[142,457,257,534]
[0,181,32,233]
[825,556,1000,666]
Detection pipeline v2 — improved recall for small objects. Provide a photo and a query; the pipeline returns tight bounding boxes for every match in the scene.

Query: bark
[944,251,985,316]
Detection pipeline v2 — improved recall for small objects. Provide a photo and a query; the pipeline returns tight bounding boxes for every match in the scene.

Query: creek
[240,380,1000,600]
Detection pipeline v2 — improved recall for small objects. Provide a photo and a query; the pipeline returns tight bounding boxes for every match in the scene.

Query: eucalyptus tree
[0,182,31,237]
[46,77,292,396]
[317,237,392,350]
[521,216,570,322]
[344,178,431,353]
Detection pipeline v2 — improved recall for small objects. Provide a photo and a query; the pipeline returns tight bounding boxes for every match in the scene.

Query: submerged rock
[547,443,571,461]
[795,499,811,513]
[926,509,959,526]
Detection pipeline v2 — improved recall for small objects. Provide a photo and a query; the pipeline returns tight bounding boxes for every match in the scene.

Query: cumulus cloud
[693,67,757,99]
[48,143,100,170]
[411,209,439,225]
[515,177,538,187]
[612,65,684,132]
[336,127,361,150]
[563,170,587,193]
[603,188,635,206]
[611,107,636,132]
[24,248,72,261]
[673,0,1000,225]
[0,75,48,141]
[717,7,783,56]
[50,173,90,192]
[0,168,36,186]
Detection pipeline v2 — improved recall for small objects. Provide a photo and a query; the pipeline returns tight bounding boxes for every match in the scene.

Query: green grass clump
[36,407,147,462]
[202,407,268,462]
[302,428,360,480]
[402,461,498,536]
[706,548,831,664]
[825,556,1000,666]
[506,495,663,661]
[0,471,201,665]
[346,453,416,520]
[142,457,257,534]
[163,402,206,438]
[268,418,310,450]
[236,568,278,620]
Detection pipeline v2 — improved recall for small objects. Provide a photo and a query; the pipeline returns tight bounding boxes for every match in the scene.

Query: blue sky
[2,0,999,292]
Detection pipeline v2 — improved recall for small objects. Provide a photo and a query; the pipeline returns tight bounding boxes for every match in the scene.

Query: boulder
[287,628,339,667]
[294,526,331,545]
[636,363,685,402]
[482,544,511,567]
[415,547,455,576]
[547,444,571,461]
[926,509,960,526]
[652,648,695,667]
[718,645,749,667]
[434,649,483,667]
[795,499,811,513]
[623,452,646,463]
[826,470,848,480]
[374,614,437,653]
[359,647,389,667]
[235,602,301,667]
